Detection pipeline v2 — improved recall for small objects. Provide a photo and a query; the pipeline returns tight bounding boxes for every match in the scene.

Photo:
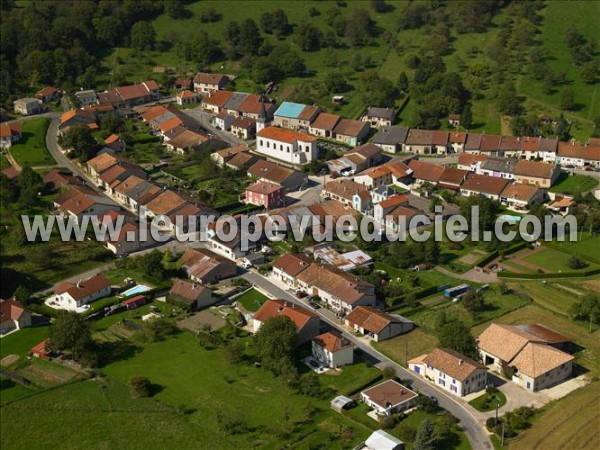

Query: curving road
[242,270,493,450]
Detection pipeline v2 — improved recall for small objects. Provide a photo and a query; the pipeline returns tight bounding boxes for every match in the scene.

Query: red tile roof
[253,299,317,331]
[258,126,317,143]
[246,180,284,195]
[333,118,368,137]
[461,174,509,195]
[407,160,445,182]
[310,112,340,130]
[54,274,111,301]
[202,90,233,107]
[313,332,353,353]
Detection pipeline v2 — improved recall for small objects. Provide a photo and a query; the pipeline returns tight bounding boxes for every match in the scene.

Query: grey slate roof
[480,157,518,174]
[372,126,409,145]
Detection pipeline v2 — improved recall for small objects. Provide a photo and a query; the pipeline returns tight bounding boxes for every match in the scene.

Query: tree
[142,317,175,342]
[324,71,349,93]
[567,254,587,269]
[397,71,409,92]
[580,62,598,84]
[200,7,220,23]
[437,319,480,361]
[260,9,289,37]
[13,285,31,305]
[238,19,262,56]
[560,88,575,110]
[224,339,245,365]
[497,81,523,116]
[413,418,437,450]
[570,293,600,324]
[61,124,97,161]
[254,315,297,375]
[461,103,473,129]
[17,165,43,203]
[463,290,485,315]
[130,21,156,50]
[295,22,323,52]
[96,16,123,46]
[48,311,92,359]
[130,376,151,398]
[361,70,398,107]
[371,0,390,13]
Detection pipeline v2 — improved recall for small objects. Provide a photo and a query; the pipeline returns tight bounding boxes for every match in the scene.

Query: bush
[379,415,398,430]
[568,254,588,269]
[130,376,151,398]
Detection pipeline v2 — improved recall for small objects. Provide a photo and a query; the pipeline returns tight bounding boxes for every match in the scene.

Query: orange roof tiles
[258,126,317,143]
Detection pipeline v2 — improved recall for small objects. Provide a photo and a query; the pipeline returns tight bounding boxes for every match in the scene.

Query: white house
[409,348,487,397]
[252,299,320,345]
[477,323,574,392]
[311,332,354,368]
[14,98,42,115]
[193,72,228,93]
[50,274,112,310]
[256,126,318,165]
[0,122,22,149]
[364,430,405,450]
[361,380,418,416]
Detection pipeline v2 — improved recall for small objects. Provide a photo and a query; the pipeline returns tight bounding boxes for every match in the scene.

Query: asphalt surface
[242,270,493,450]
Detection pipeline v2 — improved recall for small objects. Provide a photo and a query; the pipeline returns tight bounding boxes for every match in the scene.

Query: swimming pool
[498,214,522,223]
[121,284,151,297]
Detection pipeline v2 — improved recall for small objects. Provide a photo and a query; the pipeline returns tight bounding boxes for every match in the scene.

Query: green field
[0,325,50,359]
[523,247,596,272]
[402,288,531,333]
[509,381,600,450]
[374,328,439,367]
[8,118,55,167]
[510,281,590,317]
[235,288,268,312]
[547,233,600,264]
[549,174,599,195]
[92,1,600,138]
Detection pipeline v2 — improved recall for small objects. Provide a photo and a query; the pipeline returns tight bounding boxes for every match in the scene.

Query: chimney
[459,359,464,365]
[77,279,83,288]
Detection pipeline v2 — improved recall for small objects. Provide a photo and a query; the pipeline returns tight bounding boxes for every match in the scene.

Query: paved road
[242,271,493,450]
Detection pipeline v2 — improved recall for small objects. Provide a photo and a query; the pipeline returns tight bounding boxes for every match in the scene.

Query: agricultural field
[508,381,600,450]
[8,118,55,168]
[510,280,597,318]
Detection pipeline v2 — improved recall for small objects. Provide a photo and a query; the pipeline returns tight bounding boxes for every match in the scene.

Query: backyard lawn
[547,233,600,264]
[549,173,599,195]
[8,118,55,167]
[510,281,592,317]
[235,288,268,312]
[0,325,50,359]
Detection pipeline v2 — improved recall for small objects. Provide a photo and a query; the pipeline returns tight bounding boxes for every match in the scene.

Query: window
[259,139,263,146]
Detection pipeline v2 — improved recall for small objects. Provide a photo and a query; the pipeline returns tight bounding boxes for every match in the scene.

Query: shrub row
[474,241,528,268]
[499,267,600,280]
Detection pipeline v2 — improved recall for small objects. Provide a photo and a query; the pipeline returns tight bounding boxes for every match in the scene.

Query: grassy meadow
[9,118,55,167]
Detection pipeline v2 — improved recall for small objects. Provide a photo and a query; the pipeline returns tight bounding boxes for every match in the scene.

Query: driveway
[242,270,493,450]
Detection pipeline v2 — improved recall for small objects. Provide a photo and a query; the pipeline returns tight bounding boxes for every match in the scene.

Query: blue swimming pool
[121,284,151,297]
[498,214,522,223]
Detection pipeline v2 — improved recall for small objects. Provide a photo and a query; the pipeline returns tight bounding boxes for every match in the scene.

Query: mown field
[508,381,600,450]
[549,173,599,195]
[8,118,55,167]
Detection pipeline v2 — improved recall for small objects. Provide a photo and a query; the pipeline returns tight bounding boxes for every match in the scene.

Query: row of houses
[371,126,600,168]
[326,156,561,216]
[140,104,212,154]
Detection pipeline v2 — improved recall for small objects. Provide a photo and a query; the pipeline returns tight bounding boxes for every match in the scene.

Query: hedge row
[499,267,600,280]
[386,285,439,308]
[473,241,528,268]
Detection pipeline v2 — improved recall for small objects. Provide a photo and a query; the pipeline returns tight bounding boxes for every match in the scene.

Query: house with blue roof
[273,101,320,131]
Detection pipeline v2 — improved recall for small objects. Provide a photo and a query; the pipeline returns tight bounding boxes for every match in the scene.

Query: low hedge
[473,241,528,268]
[385,285,438,308]
[499,267,600,280]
